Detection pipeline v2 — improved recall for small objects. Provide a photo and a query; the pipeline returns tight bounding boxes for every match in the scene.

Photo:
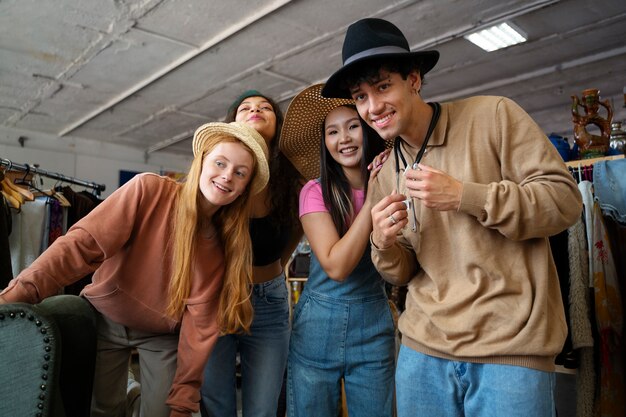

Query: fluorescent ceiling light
[464,22,527,52]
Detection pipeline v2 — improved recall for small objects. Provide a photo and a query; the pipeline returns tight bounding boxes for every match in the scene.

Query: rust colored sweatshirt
[1,173,225,416]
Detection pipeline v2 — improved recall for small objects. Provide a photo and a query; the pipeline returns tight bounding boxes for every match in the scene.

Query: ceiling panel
[0,0,624,156]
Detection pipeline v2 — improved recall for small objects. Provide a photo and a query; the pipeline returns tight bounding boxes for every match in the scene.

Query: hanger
[0,170,22,209]
[49,180,72,207]
[1,189,20,209]
[29,178,72,208]
[49,189,71,207]
[1,168,34,202]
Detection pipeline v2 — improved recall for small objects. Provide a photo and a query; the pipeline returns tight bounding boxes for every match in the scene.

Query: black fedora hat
[321,18,439,98]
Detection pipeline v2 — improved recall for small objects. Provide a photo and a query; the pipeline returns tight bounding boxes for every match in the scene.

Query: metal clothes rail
[0,157,106,195]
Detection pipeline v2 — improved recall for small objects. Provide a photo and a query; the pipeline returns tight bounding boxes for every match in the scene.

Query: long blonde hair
[167,135,255,334]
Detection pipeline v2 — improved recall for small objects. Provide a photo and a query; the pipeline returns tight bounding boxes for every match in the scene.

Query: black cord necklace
[394,102,441,174]
[393,102,441,231]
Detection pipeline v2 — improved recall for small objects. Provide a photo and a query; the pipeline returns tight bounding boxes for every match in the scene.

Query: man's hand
[371,192,409,249]
[404,163,463,211]
[0,295,8,305]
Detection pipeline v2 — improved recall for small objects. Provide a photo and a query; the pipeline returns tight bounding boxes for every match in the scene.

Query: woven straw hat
[192,121,269,195]
[280,84,393,180]
[279,84,356,180]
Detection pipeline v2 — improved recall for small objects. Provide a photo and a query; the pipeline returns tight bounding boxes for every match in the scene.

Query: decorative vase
[609,121,626,155]
[571,88,613,159]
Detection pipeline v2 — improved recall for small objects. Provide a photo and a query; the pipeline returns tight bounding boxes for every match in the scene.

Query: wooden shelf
[565,154,624,168]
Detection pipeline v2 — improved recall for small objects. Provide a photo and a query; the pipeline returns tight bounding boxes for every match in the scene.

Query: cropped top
[250,215,290,266]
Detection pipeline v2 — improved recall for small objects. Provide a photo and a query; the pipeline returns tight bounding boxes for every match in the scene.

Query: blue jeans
[287,291,395,417]
[200,274,290,417]
[395,345,556,417]
[593,159,626,223]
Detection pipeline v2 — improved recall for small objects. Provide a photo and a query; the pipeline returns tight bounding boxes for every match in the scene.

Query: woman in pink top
[0,122,269,417]
[280,84,395,416]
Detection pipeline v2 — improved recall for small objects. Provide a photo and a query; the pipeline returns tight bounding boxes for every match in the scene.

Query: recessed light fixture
[464,22,527,52]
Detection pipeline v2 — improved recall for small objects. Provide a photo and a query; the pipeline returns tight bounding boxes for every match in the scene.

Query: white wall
[0,126,192,198]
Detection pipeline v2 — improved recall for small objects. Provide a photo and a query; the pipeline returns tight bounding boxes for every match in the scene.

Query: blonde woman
[0,122,269,417]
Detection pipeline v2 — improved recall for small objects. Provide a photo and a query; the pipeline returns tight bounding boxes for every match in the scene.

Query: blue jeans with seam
[200,274,290,417]
[287,290,395,417]
[395,345,556,417]
[593,159,626,223]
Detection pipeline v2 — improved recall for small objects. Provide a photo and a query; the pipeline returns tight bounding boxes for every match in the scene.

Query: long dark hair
[226,94,301,230]
[319,104,385,235]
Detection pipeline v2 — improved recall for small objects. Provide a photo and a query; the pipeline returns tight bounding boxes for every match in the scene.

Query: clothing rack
[565,154,624,183]
[0,157,106,195]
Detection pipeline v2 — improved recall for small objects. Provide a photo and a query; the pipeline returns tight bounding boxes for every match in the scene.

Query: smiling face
[234,96,277,143]
[324,106,364,171]
[199,141,255,211]
[349,69,422,144]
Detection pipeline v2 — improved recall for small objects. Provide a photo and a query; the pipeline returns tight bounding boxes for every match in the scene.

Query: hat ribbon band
[344,45,410,66]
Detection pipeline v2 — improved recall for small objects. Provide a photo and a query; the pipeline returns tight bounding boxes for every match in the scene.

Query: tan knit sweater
[370,96,583,371]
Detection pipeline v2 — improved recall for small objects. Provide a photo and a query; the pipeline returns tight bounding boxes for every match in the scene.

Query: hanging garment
[61,187,102,296]
[578,181,595,286]
[551,230,577,368]
[567,218,595,417]
[0,194,12,288]
[591,202,625,417]
[594,159,626,224]
[8,197,47,277]
[47,198,66,245]
[61,186,101,228]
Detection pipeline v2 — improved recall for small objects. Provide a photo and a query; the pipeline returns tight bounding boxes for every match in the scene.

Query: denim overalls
[287,247,396,416]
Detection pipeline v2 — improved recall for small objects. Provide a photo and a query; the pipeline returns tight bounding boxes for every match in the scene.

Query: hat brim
[321,50,439,99]
[280,84,393,180]
[192,121,269,195]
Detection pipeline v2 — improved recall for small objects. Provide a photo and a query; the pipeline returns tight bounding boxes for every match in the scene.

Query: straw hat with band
[192,121,270,195]
[280,84,393,180]
[321,18,439,99]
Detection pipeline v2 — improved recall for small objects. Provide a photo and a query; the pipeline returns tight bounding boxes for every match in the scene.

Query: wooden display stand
[564,154,624,168]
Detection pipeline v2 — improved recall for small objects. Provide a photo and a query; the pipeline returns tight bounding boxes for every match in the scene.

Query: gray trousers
[90,311,179,417]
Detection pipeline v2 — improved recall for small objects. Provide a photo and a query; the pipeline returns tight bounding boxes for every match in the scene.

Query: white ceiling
[1,0,625,158]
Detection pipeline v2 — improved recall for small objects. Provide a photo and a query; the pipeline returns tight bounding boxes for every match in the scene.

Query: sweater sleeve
[369,169,420,285]
[458,97,582,241]
[166,299,220,417]
[0,174,147,303]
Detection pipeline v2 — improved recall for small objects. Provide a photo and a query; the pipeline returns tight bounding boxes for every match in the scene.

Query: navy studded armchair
[0,295,97,417]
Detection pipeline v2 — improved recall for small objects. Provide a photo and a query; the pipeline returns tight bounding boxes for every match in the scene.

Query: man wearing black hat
[322,18,583,417]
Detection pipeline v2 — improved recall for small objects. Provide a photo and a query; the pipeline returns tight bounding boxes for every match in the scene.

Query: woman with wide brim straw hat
[0,121,270,417]
[280,83,396,416]
[280,84,393,180]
